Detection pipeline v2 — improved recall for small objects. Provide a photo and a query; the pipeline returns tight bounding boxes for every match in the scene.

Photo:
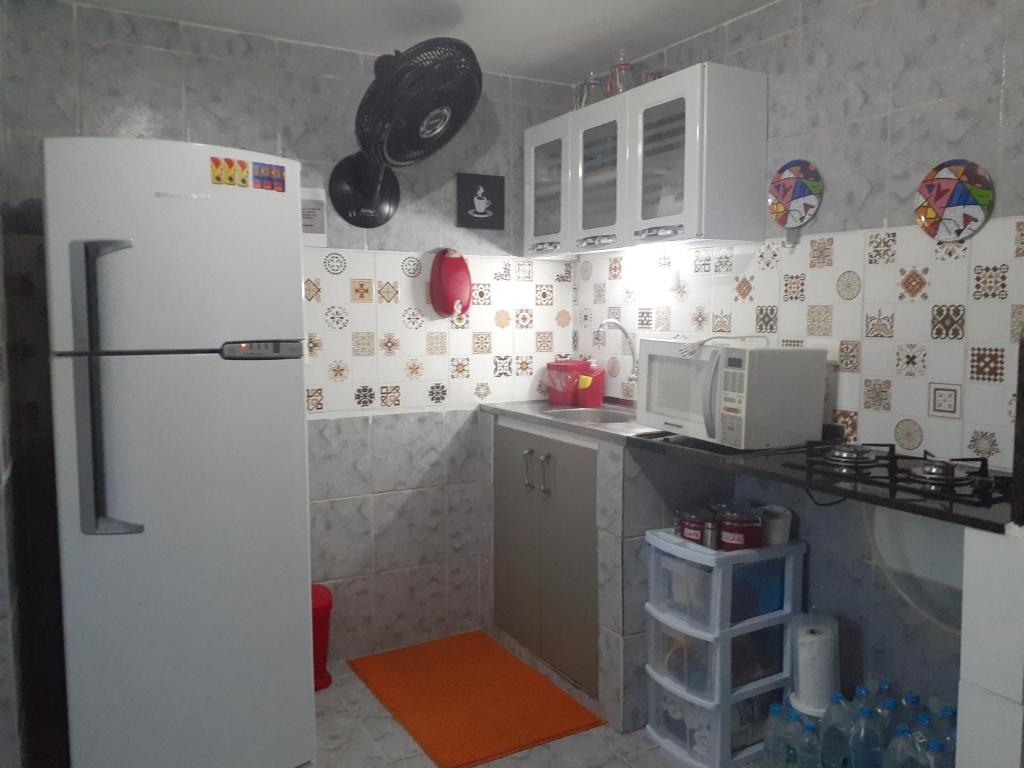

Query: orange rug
[348,631,602,768]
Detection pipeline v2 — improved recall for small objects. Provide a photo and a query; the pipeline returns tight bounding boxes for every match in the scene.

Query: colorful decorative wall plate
[914,160,994,242]
[768,160,823,229]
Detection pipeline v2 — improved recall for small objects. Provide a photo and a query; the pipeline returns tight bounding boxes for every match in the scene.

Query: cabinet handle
[538,453,551,495]
[522,449,534,488]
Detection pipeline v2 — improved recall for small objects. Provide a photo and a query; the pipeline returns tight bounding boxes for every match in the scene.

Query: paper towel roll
[790,614,840,719]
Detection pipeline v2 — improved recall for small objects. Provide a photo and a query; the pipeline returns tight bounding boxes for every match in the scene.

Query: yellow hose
[861,507,960,638]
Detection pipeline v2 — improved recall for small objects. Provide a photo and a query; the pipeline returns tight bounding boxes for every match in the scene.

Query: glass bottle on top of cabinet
[524,116,570,255]
[572,98,629,252]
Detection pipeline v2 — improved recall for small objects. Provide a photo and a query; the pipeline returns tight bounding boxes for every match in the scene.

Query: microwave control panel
[719,351,748,448]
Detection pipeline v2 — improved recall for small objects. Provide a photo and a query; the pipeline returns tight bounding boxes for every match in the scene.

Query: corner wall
[306,410,493,658]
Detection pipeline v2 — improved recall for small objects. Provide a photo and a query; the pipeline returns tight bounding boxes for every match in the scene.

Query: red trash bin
[311,584,333,691]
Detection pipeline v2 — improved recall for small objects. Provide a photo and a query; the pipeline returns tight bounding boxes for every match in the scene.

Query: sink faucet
[594,318,639,381]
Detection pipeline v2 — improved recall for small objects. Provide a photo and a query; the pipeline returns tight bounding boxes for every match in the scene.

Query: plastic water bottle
[853,685,872,707]
[764,702,788,768]
[849,706,884,768]
[912,713,936,753]
[932,706,956,744]
[797,721,821,768]
[821,693,854,768]
[948,728,956,760]
[871,681,894,709]
[921,739,952,768]
[876,698,898,743]
[881,725,919,768]
[900,692,923,730]
[784,710,805,766]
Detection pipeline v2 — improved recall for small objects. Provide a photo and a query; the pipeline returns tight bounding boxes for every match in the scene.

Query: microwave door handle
[702,349,721,439]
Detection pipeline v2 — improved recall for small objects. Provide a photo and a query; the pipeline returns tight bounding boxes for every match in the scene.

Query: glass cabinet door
[627,66,702,242]
[580,121,618,231]
[533,139,562,238]
[525,116,570,255]
[571,98,629,250]
[640,97,686,221]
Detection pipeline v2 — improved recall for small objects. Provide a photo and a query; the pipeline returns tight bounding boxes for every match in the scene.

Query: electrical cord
[804,487,847,507]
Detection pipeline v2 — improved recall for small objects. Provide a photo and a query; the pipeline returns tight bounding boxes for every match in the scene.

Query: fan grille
[356,38,482,167]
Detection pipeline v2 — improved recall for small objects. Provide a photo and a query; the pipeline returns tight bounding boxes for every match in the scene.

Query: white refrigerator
[44,138,316,768]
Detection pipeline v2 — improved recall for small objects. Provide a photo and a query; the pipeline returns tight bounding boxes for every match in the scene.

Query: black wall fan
[329,37,483,228]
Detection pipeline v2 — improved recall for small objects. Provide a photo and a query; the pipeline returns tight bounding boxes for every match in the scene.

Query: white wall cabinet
[523,62,767,257]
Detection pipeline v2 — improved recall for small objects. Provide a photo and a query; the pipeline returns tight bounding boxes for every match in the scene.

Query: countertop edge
[479,401,658,445]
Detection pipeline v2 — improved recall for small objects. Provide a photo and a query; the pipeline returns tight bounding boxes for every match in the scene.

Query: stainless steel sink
[543,408,635,424]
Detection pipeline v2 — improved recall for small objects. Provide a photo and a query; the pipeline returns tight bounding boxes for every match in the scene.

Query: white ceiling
[85,0,768,83]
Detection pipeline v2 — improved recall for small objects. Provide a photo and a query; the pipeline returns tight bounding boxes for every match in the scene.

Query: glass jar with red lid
[718,508,764,551]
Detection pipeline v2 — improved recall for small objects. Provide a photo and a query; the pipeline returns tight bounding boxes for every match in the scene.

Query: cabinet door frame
[569,97,631,253]
[625,65,705,241]
[524,116,572,257]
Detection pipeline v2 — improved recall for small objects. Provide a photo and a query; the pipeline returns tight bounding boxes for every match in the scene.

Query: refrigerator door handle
[73,356,144,535]
[72,239,144,535]
[71,239,133,352]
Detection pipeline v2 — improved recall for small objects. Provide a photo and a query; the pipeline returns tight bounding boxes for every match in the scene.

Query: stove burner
[821,442,890,475]
[827,443,878,464]
[905,459,971,487]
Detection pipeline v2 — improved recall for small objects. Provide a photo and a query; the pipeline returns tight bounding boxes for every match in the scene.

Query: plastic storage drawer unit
[644,529,806,767]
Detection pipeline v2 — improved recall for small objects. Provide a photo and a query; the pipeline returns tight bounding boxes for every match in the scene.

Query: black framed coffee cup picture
[456,172,505,230]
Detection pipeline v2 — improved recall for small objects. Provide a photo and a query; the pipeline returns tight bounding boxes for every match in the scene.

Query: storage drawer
[646,605,788,704]
[647,609,716,702]
[647,670,783,768]
[648,544,714,630]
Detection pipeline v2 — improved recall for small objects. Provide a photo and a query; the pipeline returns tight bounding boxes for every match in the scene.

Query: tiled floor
[314,662,679,768]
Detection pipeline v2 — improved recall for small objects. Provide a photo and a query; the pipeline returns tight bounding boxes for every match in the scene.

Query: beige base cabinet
[493,425,599,695]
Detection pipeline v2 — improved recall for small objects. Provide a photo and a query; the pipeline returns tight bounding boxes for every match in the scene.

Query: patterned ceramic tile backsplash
[575,216,1022,468]
[303,249,573,414]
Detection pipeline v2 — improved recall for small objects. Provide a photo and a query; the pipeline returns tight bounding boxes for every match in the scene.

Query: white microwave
[637,337,827,450]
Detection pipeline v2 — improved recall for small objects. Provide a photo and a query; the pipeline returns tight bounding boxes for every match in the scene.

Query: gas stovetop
[728,441,1017,533]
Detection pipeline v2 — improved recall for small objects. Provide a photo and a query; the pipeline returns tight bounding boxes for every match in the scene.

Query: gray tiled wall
[621,0,1024,235]
[1,0,572,258]
[307,409,493,659]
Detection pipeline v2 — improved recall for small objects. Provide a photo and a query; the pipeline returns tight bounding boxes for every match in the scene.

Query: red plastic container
[546,360,592,406]
[311,584,333,691]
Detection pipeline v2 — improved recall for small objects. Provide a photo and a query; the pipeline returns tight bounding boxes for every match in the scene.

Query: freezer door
[51,354,314,768]
[45,138,303,353]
